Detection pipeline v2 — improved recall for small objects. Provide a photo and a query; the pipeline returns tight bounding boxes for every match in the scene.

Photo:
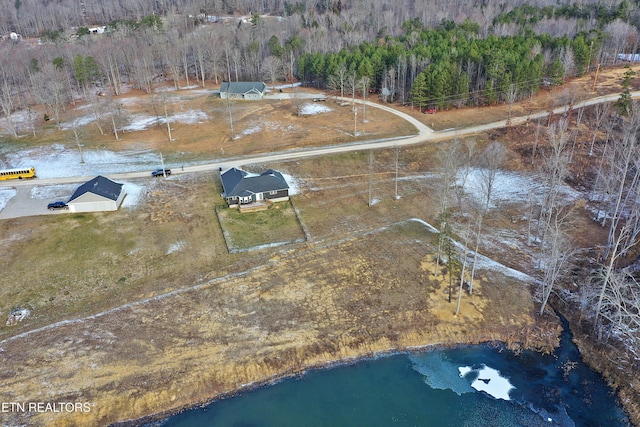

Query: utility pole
[395,144,399,199]
[353,106,357,136]
[368,149,374,206]
[164,103,173,141]
[160,152,167,178]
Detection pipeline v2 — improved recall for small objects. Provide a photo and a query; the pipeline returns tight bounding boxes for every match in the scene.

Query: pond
[157,318,629,427]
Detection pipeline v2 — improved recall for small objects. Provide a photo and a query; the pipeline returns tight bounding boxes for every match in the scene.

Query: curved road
[0,90,635,219]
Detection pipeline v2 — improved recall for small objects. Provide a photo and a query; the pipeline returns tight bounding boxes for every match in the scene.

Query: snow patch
[30,184,77,200]
[281,173,300,196]
[267,82,302,90]
[121,110,208,131]
[0,188,16,210]
[6,308,31,326]
[60,114,97,130]
[5,145,161,178]
[167,241,186,254]
[461,168,580,208]
[241,125,262,136]
[121,183,144,209]
[299,103,332,115]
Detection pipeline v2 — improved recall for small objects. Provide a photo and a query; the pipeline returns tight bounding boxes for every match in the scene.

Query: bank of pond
[155,319,630,427]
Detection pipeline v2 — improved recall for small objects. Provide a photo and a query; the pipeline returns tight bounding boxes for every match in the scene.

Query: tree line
[0,1,637,136]
[428,84,640,359]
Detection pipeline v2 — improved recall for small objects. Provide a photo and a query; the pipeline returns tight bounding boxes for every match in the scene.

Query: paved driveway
[0,185,69,219]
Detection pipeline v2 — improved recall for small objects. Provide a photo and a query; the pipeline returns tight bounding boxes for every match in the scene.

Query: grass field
[216,200,305,252]
[2,66,637,425]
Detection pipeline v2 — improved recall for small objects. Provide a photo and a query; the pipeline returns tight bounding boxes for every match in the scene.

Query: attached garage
[67,176,126,213]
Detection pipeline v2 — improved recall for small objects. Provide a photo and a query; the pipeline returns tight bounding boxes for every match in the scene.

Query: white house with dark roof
[67,176,126,213]
[220,168,289,207]
[219,82,267,100]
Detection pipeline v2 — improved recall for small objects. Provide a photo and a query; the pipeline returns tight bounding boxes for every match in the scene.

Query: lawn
[216,200,305,252]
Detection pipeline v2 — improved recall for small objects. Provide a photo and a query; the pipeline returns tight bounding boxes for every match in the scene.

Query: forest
[1,0,639,133]
[1,0,640,419]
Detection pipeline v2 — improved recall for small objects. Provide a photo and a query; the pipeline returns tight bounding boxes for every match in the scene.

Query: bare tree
[29,62,69,128]
[261,56,284,84]
[535,118,572,250]
[468,141,507,294]
[327,63,348,98]
[595,269,640,350]
[538,207,576,315]
[591,106,640,337]
[589,102,611,156]
[0,65,18,138]
[434,142,463,276]
[505,83,518,126]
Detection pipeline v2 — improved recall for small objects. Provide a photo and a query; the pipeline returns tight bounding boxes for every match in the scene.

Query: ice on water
[459,364,515,401]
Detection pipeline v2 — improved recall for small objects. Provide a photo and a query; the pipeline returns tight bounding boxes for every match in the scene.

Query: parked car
[47,201,68,210]
[151,168,171,177]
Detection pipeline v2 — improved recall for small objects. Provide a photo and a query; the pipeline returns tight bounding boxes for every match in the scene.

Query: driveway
[0,185,69,219]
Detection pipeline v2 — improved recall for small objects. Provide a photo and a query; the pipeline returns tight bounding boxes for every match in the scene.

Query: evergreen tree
[410,70,428,109]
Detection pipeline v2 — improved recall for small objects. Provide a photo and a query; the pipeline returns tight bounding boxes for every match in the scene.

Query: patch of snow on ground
[170,110,208,124]
[299,103,332,115]
[122,115,162,131]
[267,82,302,90]
[241,124,262,136]
[30,184,77,200]
[408,218,533,282]
[407,218,440,233]
[459,365,515,401]
[5,145,162,178]
[121,183,145,208]
[167,241,185,254]
[461,168,580,207]
[120,110,208,131]
[0,188,16,210]
[60,114,96,130]
[6,308,31,325]
[457,241,534,283]
[0,110,32,135]
[281,173,300,195]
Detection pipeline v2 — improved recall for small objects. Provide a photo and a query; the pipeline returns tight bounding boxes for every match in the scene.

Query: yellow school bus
[0,167,36,180]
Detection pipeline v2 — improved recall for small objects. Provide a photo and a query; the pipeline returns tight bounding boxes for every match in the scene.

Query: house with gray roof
[219,82,267,100]
[220,167,289,207]
[67,175,126,212]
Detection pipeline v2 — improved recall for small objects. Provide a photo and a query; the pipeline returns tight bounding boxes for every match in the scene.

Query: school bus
[0,167,36,180]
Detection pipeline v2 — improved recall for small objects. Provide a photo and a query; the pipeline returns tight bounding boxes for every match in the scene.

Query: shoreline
[0,228,559,427]
[110,340,518,426]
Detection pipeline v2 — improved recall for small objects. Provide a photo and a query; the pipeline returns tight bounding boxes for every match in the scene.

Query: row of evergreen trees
[298,19,601,108]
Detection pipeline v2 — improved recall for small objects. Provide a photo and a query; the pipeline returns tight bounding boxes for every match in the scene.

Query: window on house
[269,190,277,195]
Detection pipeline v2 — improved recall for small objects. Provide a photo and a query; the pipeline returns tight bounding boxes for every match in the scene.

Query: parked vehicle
[0,167,36,180]
[424,108,437,114]
[47,201,68,210]
[151,168,171,177]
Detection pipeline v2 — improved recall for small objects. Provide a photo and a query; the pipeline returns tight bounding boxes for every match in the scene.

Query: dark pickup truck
[151,168,171,177]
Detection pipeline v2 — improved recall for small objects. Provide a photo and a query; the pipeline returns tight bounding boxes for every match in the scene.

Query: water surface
[159,321,629,427]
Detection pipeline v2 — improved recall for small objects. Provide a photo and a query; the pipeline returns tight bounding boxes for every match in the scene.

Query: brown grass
[1,65,639,426]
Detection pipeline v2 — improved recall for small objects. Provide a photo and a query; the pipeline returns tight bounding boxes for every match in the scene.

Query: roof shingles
[68,176,124,202]
[221,168,288,198]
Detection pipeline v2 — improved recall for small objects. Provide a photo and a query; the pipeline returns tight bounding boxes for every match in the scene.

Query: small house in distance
[67,175,126,213]
[221,168,289,207]
[219,82,266,100]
